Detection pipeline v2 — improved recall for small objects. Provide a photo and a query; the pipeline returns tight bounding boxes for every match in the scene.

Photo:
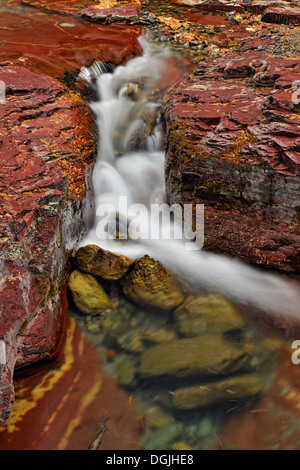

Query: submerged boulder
[122,255,185,310]
[138,333,258,378]
[172,373,267,409]
[75,244,132,280]
[175,294,246,336]
[68,270,112,315]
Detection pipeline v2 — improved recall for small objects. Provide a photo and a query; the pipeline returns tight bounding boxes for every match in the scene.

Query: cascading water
[79,36,300,324]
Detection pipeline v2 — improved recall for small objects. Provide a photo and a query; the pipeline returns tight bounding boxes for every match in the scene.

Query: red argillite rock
[162,54,300,273]
[0,10,142,79]
[261,7,300,25]
[22,0,140,23]
[0,65,97,426]
[171,0,299,15]
[81,4,140,23]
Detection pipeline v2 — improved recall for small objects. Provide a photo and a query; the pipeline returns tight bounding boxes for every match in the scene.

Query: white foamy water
[79,37,300,322]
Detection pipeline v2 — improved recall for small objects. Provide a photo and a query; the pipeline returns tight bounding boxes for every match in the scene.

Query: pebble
[147,17,156,24]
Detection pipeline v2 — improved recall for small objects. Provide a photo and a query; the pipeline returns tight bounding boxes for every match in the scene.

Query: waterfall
[78,36,300,323]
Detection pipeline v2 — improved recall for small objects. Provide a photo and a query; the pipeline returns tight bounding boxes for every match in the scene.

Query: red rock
[171,0,299,15]
[22,0,141,23]
[262,7,300,25]
[0,65,98,426]
[0,10,142,79]
[81,4,140,22]
[163,55,300,272]
[0,63,99,422]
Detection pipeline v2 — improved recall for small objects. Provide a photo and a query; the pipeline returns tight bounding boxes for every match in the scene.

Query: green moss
[171,123,258,167]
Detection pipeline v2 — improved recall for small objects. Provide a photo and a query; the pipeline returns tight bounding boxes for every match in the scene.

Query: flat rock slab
[22,0,141,23]
[81,4,140,22]
[0,10,142,78]
[171,0,299,15]
[163,54,300,272]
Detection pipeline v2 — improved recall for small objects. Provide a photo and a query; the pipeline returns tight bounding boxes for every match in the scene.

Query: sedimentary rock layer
[163,54,300,272]
[0,65,97,425]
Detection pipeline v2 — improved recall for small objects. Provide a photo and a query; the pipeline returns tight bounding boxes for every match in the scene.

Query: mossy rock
[175,293,246,336]
[75,244,132,280]
[68,269,112,315]
[122,255,184,310]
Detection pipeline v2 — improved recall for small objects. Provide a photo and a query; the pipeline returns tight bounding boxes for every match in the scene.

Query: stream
[80,35,300,322]
[71,36,300,450]
[1,11,300,450]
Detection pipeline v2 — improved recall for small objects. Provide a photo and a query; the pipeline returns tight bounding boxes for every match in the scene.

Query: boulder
[122,255,185,310]
[139,334,258,378]
[171,0,299,15]
[262,7,300,25]
[172,373,267,409]
[175,294,246,336]
[81,4,140,23]
[68,270,112,315]
[163,54,300,272]
[75,244,132,280]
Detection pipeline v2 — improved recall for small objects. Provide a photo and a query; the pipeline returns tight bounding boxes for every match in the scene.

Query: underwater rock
[142,422,183,451]
[75,244,132,280]
[172,373,267,409]
[145,406,175,430]
[139,328,176,345]
[171,442,193,451]
[122,255,185,310]
[68,270,112,315]
[139,333,257,378]
[175,294,246,336]
[109,354,137,387]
